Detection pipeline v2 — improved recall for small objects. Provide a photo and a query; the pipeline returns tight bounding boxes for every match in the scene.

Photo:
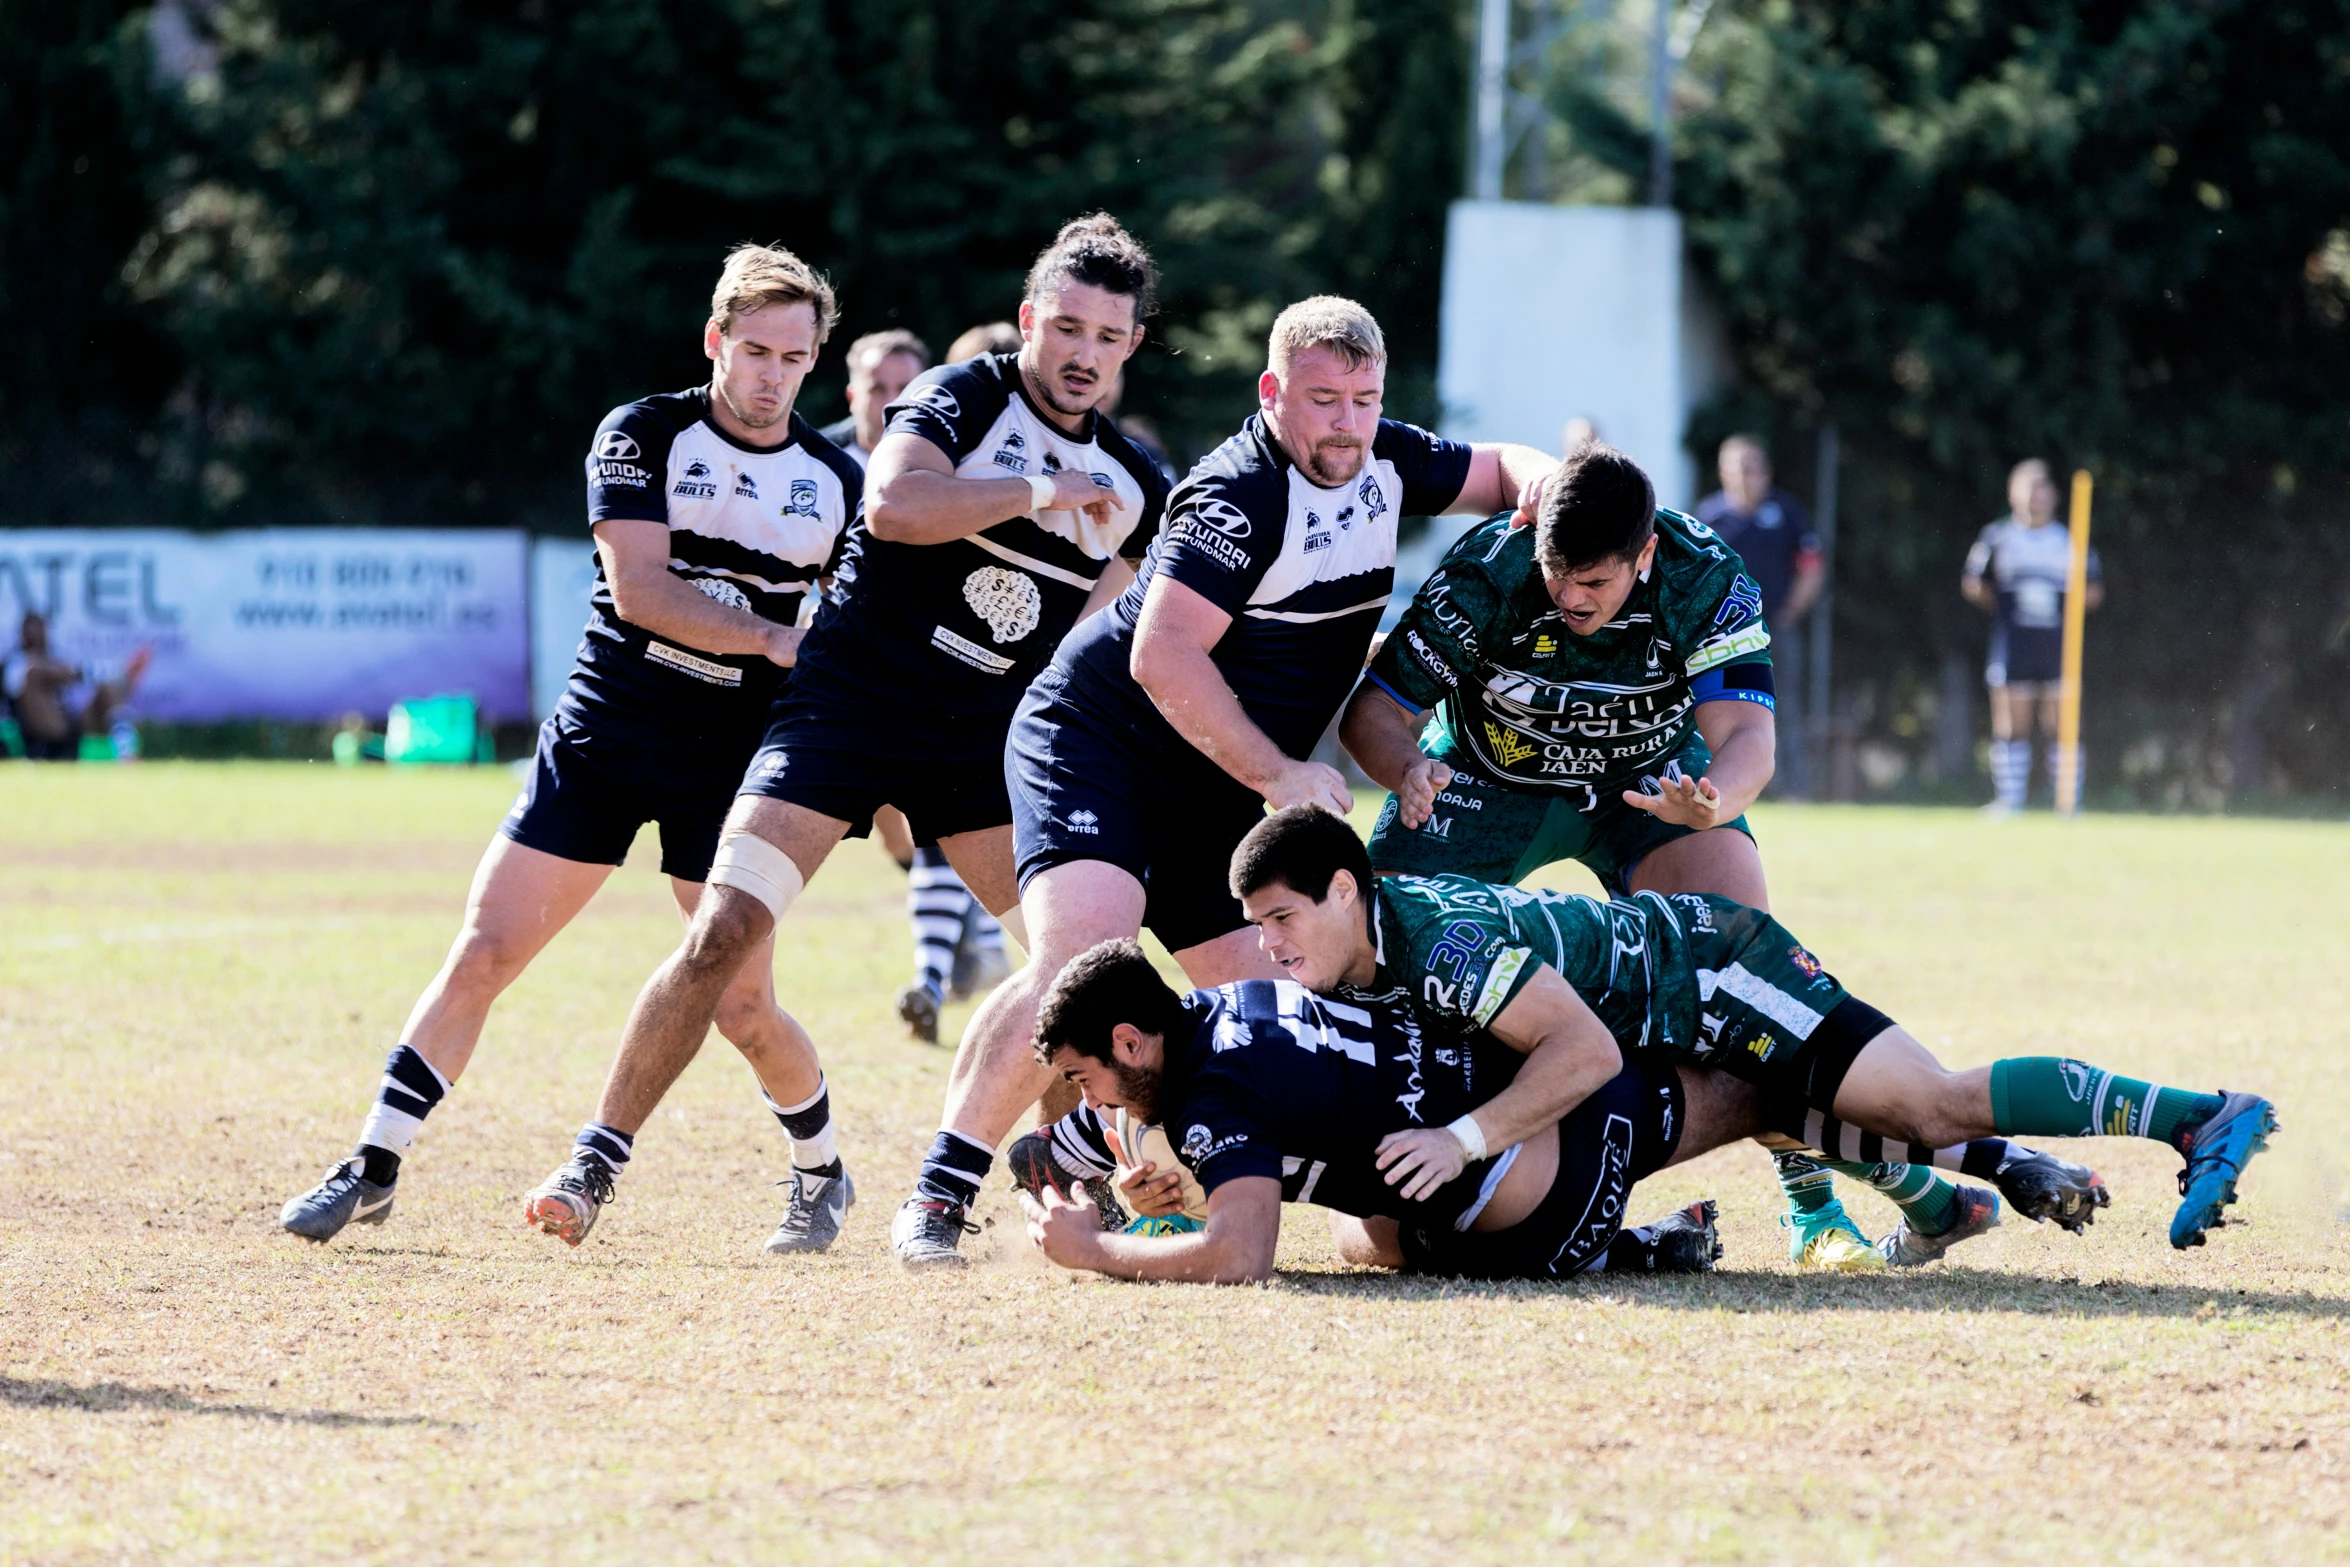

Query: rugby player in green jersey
[1231,807,2278,1260]
[1342,443,1916,1267]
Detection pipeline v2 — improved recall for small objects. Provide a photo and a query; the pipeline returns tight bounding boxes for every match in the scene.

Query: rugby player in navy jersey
[281,245,866,1254]
[518,216,1170,1248]
[891,296,1558,1269]
[1017,941,1741,1284]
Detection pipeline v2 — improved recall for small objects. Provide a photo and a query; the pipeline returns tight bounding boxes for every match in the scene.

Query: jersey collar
[691,387,809,456]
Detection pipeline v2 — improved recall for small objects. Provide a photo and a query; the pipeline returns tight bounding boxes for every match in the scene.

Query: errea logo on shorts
[1066,809,1100,834]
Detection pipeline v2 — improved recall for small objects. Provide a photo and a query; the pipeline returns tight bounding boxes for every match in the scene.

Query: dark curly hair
[1023,213,1160,323]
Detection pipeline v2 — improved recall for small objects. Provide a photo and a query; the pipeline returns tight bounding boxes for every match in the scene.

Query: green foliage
[1652,1,2350,801]
[6,0,1465,530]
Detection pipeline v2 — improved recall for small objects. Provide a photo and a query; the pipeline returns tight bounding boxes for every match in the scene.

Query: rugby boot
[895,982,941,1046]
[1629,1199,1723,1273]
[763,1169,855,1255]
[2170,1092,2278,1249]
[1876,1183,2002,1268]
[522,1152,615,1247]
[1989,1146,2110,1232]
[891,1195,978,1271]
[1781,1199,1886,1272]
[279,1155,396,1241]
[1005,1128,1124,1231]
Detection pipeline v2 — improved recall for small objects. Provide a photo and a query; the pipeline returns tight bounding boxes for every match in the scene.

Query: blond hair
[843,328,931,378]
[709,243,837,342]
[1267,296,1385,377]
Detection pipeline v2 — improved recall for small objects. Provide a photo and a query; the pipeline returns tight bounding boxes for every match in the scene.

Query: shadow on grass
[1269,1268,2350,1320]
[0,1375,457,1429]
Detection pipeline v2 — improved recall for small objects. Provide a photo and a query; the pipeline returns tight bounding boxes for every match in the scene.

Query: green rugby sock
[1989,1057,2224,1151]
[1773,1151,1841,1216]
[1822,1159,1959,1236]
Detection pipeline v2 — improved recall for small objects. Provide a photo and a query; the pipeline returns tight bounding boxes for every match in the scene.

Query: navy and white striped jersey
[1117,979,1516,1230]
[1052,414,1472,768]
[566,389,861,747]
[1964,518,2099,633]
[791,352,1168,717]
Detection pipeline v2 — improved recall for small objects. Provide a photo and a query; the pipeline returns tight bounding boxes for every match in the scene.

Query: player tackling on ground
[514,216,1170,1248]
[890,296,1559,1268]
[280,245,864,1252]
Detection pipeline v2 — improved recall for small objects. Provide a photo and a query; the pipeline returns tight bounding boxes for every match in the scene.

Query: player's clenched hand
[1023,1187,1105,1269]
[1116,1160,1183,1219]
[762,625,806,668]
[1375,1127,1469,1202]
[1050,467,1126,528]
[1621,771,1723,829]
[1265,759,1353,816]
[1396,757,1455,829]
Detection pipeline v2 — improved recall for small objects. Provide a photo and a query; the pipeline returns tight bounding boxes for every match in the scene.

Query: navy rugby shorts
[738,669,1012,844]
[1006,669,1266,955]
[501,712,753,882]
[1398,1055,1685,1281]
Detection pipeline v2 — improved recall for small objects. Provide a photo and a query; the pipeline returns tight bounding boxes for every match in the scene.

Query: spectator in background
[821,329,931,469]
[945,320,1022,362]
[4,612,149,760]
[1695,435,1823,792]
[1963,458,2103,814]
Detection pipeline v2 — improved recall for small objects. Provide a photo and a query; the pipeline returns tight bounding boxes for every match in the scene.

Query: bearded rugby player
[516,216,1170,1250]
[281,245,864,1253]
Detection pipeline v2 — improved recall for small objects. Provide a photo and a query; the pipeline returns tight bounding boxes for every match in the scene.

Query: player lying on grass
[1017,940,1738,1283]
[1341,443,1909,1270]
[1229,806,2277,1254]
[280,245,863,1253]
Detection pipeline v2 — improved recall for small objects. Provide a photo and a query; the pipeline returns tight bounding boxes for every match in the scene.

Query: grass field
[2,763,2347,1565]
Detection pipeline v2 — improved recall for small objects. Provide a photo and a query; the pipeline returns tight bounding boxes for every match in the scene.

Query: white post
[1474,0,1511,200]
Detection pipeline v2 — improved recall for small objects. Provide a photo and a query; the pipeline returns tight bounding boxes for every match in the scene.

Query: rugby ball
[1106,1108,1209,1224]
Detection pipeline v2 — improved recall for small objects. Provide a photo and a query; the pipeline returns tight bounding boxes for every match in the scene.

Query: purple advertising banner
[0,529,530,723]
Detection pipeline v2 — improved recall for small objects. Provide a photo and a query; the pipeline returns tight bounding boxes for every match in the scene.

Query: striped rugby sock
[1783,1105,2028,1181]
[908,847,972,1002]
[765,1077,841,1177]
[354,1044,450,1183]
[574,1122,634,1176]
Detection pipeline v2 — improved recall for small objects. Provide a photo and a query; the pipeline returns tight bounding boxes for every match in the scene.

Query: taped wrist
[1026,474,1057,513]
[705,831,805,921]
[1447,1114,1488,1163]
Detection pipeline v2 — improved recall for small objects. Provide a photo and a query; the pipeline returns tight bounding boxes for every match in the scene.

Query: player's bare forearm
[864,463,1034,546]
[1028,1179,1279,1283]
[1135,638,1289,791]
[1339,684,1426,794]
[1693,701,1776,820]
[593,520,800,662]
[1475,969,1624,1151]
[1456,442,1559,521]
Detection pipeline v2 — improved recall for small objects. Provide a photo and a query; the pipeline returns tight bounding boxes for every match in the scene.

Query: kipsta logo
[1186,497,1253,538]
[595,431,641,461]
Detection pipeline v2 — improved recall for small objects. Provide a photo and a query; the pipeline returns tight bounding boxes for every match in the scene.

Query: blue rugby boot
[1877,1183,2002,1268]
[2171,1092,2277,1249]
[279,1155,396,1241]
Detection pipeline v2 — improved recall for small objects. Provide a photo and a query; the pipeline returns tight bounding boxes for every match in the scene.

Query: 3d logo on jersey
[595,431,641,461]
[1714,575,1764,627]
[963,567,1043,644]
[673,459,717,499]
[1358,474,1387,522]
[785,479,820,517]
[691,576,752,612]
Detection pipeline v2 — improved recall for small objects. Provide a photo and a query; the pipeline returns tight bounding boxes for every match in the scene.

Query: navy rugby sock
[765,1078,843,1179]
[353,1044,450,1185]
[574,1122,634,1176]
[915,1129,993,1209]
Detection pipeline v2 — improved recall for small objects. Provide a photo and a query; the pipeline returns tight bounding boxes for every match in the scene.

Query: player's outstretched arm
[1026,1176,1281,1284]
[593,517,804,667]
[1338,683,1450,827]
[865,430,1122,547]
[1452,443,1559,524]
[1130,575,1352,814]
[1624,700,1776,829]
[1374,966,1622,1201]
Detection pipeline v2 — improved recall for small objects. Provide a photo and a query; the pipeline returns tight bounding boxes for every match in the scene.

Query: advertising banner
[0,529,530,723]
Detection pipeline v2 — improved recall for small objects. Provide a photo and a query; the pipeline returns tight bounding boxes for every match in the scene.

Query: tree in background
[1648,1,2350,804]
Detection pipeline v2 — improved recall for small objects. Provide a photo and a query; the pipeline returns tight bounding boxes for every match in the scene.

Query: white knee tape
[707,832,805,921]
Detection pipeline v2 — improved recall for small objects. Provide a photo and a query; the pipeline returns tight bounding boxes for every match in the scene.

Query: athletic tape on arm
[706,832,806,920]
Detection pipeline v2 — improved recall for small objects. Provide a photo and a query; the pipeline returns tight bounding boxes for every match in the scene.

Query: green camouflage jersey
[1337,874,1857,1090]
[1334,872,1702,1061]
[1364,510,1773,801]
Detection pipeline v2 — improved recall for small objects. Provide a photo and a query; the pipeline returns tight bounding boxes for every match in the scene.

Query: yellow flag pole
[2055,469,2094,815]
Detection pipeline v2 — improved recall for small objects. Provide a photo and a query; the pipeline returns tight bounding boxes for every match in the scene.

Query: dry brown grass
[2,764,2346,1565]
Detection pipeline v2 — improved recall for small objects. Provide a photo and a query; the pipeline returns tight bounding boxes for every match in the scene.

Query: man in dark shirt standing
[1695,434,1822,793]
